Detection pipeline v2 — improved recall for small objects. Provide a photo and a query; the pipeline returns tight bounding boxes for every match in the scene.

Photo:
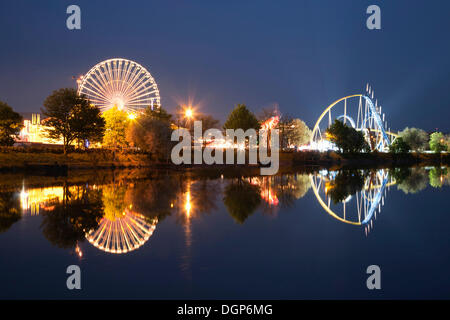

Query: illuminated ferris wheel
[77,58,161,113]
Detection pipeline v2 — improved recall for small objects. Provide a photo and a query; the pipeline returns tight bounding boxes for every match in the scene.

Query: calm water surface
[0,166,449,299]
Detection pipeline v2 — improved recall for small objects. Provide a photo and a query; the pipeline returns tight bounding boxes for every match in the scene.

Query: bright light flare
[185,191,192,217]
[185,108,193,119]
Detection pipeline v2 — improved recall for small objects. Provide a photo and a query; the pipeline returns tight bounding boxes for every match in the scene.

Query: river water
[0,166,449,299]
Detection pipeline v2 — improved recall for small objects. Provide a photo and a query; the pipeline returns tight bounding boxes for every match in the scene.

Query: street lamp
[184,107,194,133]
[185,108,193,119]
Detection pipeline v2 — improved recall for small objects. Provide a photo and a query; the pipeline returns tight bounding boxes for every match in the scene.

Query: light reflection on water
[14,172,314,255]
[9,166,450,253]
[0,166,449,298]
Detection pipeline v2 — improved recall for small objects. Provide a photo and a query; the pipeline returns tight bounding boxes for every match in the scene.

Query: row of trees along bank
[1,87,448,159]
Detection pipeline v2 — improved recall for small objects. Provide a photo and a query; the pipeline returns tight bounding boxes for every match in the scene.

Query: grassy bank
[0,147,449,171]
[0,147,152,171]
[290,150,450,167]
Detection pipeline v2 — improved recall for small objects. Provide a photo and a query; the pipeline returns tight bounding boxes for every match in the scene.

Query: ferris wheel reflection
[85,209,158,254]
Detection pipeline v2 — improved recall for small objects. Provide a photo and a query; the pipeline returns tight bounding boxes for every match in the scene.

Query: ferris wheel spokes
[78,58,161,113]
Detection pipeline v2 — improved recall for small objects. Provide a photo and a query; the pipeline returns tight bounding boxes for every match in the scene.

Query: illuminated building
[19,185,83,215]
[17,113,63,145]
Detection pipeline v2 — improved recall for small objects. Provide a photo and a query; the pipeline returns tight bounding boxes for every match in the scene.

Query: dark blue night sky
[0,0,449,131]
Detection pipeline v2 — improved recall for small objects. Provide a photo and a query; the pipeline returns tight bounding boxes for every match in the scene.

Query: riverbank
[291,150,450,167]
[0,148,151,173]
[0,148,448,172]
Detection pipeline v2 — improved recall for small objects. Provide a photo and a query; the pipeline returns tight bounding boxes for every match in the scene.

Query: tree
[429,167,448,188]
[257,106,279,123]
[390,167,411,184]
[126,113,173,161]
[42,88,104,153]
[0,101,23,146]
[397,168,428,194]
[326,170,366,204]
[102,184,128,220]
[260,174,311,211]
[102,106,130,149]
[125,175,180,222]
[72,101,105,147]
[42,88,78,153]
[40,185,103,249]
[325,120,369,153]
[429,132,447,153]
[281,118,311,148]
[195,113,220,134]
[223,104,259,131]
[388,137,410,154]
[0,192,21,233]
[223,180,261,224]
[398,127,428,152]
[144,106,172,122]
[444,134,450,152]
[189,179,221,216]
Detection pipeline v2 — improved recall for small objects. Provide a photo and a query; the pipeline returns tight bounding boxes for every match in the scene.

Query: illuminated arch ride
[85,209,158,254]
[310,85,398,152]
[77,58,161,113]
[310,169,396,234]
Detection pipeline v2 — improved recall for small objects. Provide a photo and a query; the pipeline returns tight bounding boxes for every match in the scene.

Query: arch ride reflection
[310,169,396,235]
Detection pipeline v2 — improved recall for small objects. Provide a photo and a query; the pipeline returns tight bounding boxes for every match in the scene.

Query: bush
[325,120,370,153]
[389,137,410,154]
[398,127,429,152]
[126,116,173,162]
[429,132,447,153]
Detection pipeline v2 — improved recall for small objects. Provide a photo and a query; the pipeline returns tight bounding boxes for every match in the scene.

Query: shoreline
[0,149,448,174]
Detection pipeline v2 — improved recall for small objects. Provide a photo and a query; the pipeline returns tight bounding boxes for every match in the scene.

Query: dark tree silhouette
[389,137,411,154]
[42,88,105,153]
[0,101,23,146]
[40,184,104,249]
[326,170,366,204]
[0,192,21,233]
[223,179,261,224]
[125,175,180,222]
[326,120,369,153]
[396,167,429,194]
[223,104,259,131]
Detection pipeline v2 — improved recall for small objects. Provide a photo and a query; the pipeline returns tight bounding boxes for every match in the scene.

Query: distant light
[261,116,279,131]
[127,113,137,120]
[185,108,193,118]
[185,191,191,217]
